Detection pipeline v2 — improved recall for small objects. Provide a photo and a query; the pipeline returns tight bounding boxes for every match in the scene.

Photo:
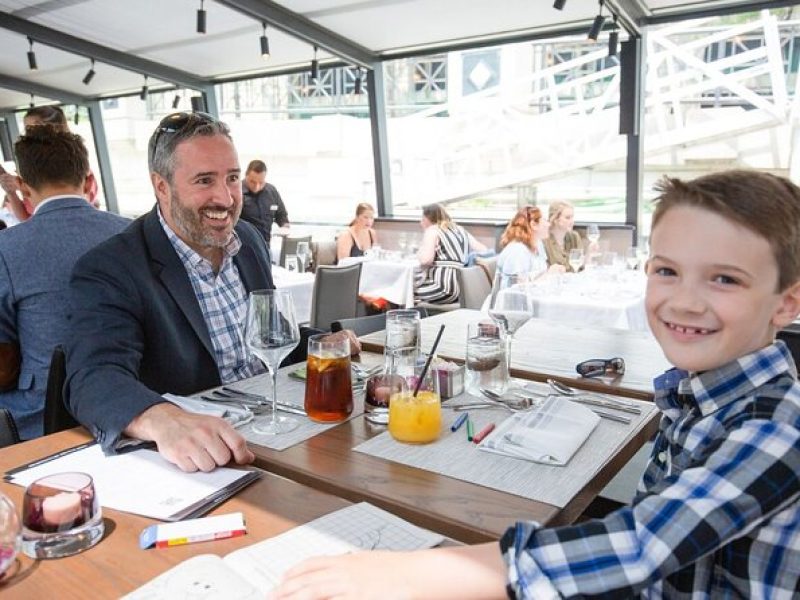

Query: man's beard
[169,185,238,249]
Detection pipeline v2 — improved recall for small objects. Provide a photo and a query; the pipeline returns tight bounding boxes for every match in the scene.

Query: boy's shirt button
[658,451,667,462]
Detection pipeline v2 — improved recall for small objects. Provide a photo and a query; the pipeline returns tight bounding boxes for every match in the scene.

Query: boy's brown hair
[652,169,800,291]
[15,128,89,191]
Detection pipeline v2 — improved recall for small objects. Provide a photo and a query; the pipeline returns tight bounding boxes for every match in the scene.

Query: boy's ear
[772,280,800,329]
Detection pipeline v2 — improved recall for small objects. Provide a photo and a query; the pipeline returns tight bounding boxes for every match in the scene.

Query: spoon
[480,388,542,408]
[452,399,532,413]
[546,379,641,414]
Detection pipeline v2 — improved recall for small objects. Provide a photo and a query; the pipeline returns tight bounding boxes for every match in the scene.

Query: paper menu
[124,502,445,598]
[5,443,259,521]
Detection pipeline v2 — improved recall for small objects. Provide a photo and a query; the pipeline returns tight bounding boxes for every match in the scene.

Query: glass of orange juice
[388,361,442,444]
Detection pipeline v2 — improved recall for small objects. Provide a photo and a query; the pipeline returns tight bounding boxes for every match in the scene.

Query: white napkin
[478,397,600,466]
[162,394,254,429]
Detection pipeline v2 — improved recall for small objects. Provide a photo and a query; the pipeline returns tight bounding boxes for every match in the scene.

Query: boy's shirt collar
[653,340,795,417]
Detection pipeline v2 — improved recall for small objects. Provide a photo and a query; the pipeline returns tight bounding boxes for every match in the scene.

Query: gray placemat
[219,368,364,452]
[353,391,657,508]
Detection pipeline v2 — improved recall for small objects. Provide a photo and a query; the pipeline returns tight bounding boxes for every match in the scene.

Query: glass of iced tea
[388,362,442,444]
[304,333,353,423]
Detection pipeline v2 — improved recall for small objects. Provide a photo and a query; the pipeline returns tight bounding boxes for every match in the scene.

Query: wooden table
[0,430,352,599]
[360,309,672,400]
[250,405,659,544]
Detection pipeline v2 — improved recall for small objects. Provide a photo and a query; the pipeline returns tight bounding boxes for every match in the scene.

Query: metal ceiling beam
[606,0,648,36]
[645,0,798,25]
[0,10,210,91]
[0,72,88,106]
[217,0,377,69]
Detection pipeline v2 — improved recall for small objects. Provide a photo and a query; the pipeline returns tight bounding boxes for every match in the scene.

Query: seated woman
[336,202,378,262]
[498,206,564,278]
[543,200,582,272]
[415,204,486,304]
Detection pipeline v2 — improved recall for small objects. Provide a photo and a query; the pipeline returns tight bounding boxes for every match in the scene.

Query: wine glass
[568,248,584,273]
[626,247,639,270]
[245,289,301,435]
[296,242,310,274]
[488,271,533,381]
[586,223,600,245]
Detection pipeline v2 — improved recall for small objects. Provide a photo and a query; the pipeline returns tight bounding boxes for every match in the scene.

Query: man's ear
[16,177,33,203]
[151,172,170,204]
[82,171,96,199]
[772,280,800,329]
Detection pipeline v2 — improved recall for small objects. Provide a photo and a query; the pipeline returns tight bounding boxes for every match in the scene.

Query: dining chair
[280,235,313,270]
[331,307,428,337]
[0,409,20,448]
[309,263,363,331]
[44,345,80,435]
[777,323,800,366]
[475,255,497,285]
[457,265,492,310]
[311,239,337,271]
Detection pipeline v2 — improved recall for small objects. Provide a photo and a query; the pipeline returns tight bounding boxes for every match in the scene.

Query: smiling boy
[270,170,800,599]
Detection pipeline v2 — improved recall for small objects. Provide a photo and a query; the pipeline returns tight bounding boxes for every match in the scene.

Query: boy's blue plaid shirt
[501,341,800,599]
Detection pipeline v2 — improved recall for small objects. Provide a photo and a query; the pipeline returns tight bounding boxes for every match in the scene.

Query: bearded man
[65,112,272,472]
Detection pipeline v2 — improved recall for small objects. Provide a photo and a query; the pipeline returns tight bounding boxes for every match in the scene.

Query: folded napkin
[162,394,254,429]
[478,397,600,466]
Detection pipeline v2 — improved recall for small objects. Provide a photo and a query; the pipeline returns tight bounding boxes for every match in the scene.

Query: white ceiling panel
[0,0,791,110]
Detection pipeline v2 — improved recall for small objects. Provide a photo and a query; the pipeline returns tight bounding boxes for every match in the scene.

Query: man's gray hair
[147,114,232,183]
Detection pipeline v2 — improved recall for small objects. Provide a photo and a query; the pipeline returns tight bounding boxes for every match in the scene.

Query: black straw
[413,324,445,397]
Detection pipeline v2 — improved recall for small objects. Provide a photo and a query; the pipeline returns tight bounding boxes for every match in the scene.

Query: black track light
[172,94,181,109]
[197,0,207,34]
[260,22,270,60]
[29,94,35,109]
[310,46,319,81]
[140,75,149,101]
[74,107,80,125]
[82,59,96,85]
[553,0,566,9]
[354,68,363,95]
[588,0,605,41]
[27,37,37,71]
[608,17,619,57]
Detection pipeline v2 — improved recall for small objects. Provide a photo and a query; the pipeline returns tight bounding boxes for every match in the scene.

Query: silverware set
[201,388,307,416]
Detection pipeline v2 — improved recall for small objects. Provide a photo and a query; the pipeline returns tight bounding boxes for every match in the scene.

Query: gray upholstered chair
[310,263,363,331]
[331,307,428,337]
[457,266,492,309]
[311,239,338,271]
[475,255,497,285]
[280,235,313,270]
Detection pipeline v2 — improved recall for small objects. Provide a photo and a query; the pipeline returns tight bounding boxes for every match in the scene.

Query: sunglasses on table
[575,357,626,378]
[150,111,218,162]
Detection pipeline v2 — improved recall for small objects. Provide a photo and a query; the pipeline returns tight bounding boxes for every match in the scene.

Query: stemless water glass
[0,492,20,576]
[245,289,301,435]
[21,472,103,559]
[568,248,584,273]
[465,321,508,396]
[364,348,413,425]
[385,309,421,353]
[586,223,600,245]
[488,271,533,380]
[296,242,310,274]
[304,333,353,423]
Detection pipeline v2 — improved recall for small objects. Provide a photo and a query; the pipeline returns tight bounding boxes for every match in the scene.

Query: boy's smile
[646,205,799,373]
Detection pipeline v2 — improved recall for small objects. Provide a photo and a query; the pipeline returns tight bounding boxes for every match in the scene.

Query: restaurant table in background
[0,429,353,598]
[359,309,671,400]
[529,270,648,331]
[272,265,314,324]
[339,255,419,308]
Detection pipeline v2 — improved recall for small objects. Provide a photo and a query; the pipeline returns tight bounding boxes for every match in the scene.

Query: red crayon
[472,423,496,444]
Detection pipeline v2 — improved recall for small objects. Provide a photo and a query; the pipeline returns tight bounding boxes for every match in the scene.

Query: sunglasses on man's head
[575,357,625,378]
[150,111,217,161]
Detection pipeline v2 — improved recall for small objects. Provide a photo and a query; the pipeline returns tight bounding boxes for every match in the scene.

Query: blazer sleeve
[65,248,166,454]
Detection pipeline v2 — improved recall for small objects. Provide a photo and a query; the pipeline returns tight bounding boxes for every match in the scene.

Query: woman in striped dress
[415,204,486,304]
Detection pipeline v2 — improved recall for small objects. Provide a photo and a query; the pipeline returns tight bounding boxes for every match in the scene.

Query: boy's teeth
[669,322,710,335]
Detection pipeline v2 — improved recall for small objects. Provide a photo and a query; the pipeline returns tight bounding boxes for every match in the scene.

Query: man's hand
[0,173,19,196]
[323,329,362,355]
[124,402,254,472]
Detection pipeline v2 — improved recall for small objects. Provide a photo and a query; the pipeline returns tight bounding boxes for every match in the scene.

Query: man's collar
[32,194,86,215]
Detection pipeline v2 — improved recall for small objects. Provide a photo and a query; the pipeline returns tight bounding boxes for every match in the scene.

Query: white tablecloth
[339,256,419,308]
[529,270,648,331]
[272,266,314,324]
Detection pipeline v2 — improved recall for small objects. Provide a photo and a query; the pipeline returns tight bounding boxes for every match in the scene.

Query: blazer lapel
[143,208,216,360]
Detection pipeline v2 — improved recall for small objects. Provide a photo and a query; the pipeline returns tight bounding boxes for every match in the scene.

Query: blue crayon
[451,412,469,432]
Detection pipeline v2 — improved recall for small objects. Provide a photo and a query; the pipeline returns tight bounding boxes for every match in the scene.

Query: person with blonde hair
[415,203,485,304]
[497,206,563,277]
[543,200,582,271]
[336,202,378,262]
